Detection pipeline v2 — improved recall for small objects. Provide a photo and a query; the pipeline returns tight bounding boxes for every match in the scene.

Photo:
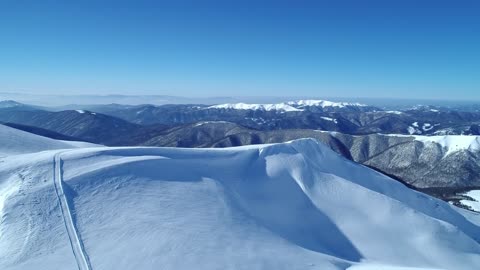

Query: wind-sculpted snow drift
[1,139,480,270]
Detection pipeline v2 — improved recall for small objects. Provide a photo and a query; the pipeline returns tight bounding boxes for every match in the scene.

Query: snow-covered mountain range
[208,102,302,112]
[208,100,369,112]
[1,126,480,270]
[3,98,480,192]
[3,99,480,139]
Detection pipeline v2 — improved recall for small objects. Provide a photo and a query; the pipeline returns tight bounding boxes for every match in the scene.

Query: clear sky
[0,0,479,100]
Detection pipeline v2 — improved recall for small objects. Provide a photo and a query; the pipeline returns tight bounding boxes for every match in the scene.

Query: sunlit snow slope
[1,138,480,270]
[0,124,97,156]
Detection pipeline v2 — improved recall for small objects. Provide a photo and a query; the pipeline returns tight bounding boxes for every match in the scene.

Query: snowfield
[336,130,480,157]
[0,124,98,156]
[461,190,480,212]
[0,130,479,269]
[414,135,480,156]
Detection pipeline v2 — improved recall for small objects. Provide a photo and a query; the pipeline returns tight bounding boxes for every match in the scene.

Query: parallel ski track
[53,152,93,270]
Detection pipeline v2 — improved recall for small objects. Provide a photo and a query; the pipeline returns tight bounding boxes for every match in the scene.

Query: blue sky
[0,0,479,100]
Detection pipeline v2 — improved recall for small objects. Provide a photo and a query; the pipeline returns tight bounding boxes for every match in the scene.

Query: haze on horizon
[0,1,479,100]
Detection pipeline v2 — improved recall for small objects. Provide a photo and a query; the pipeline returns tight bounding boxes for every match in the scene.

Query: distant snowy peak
[208,102,302,112]
[287,99,368,108]
[193,121,233,127]
[74,109,96,115]
[414,135,480,155]
[208,99,368,112]
[0,100,24,108]
[384,110,403,115]
[382,133,480,156]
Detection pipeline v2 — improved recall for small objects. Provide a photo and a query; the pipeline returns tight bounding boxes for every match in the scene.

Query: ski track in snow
[53,152,93,270]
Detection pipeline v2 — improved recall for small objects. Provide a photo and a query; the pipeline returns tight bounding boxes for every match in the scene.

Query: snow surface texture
[461,190,480,212]
[208,99,367,112]
[0,124,98,156]
[1,138,480,270]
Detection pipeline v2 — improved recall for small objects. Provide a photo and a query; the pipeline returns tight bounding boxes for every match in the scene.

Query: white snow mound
[0,139,479,270]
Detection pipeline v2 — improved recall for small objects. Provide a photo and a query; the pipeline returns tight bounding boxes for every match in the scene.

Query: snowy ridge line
[207,99,368,112]
[53,152,93,270]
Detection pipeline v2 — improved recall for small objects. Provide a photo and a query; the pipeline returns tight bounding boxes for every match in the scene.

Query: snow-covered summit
[208,102,302,112]
[1,138,479,270]
[287,99,368,108]
[208,99,368,112]
[0,100,24,108]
